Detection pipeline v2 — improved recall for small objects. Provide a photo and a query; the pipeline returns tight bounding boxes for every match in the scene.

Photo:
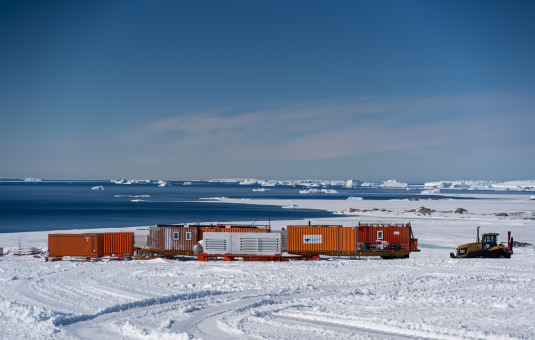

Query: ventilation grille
[240,238,280,253]
[205,239,227,252]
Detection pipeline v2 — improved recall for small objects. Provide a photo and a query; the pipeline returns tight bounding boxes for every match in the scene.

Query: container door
[92,236,97,254]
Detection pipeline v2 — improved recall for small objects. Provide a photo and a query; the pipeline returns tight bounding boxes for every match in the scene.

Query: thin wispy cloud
[114,91,535,165]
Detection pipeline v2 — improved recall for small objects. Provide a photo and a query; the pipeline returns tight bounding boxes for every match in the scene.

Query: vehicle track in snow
[11,266,498,340]
[62,289,344,339]
[267,314,443,340]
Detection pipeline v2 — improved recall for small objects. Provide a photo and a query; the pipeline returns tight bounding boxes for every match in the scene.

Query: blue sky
[1,1,534,181]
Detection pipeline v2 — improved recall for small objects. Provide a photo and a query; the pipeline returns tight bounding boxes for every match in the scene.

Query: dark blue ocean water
[0,181,500,233]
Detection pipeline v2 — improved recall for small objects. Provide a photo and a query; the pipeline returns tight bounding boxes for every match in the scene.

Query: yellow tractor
[450,227,513,258]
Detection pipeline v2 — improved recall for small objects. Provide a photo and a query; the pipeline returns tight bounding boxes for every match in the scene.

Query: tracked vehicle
[450,227,513,258]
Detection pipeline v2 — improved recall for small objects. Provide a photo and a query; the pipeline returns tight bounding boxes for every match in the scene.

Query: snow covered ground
[1,194,535,339]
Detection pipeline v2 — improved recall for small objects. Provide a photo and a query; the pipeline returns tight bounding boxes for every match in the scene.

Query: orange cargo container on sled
[48,233,104,258]
[286,223,419,259]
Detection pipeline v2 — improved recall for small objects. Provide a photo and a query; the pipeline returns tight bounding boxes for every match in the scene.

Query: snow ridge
[52,290,225,327]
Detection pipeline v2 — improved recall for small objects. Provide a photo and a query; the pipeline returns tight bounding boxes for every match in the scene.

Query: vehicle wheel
[499,255,505,258]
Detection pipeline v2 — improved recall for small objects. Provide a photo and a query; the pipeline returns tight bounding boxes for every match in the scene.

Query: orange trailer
[286,223,418,259]
[48,234,104,258]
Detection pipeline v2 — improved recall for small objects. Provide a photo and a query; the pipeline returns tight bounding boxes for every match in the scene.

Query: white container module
[203,232,281,256]
[271,230,287,252]
[203,233,231,254]
[134,229,150,249]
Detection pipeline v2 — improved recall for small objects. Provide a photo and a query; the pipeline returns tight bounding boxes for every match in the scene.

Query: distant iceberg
[423,180,535,190]
[91,186,104,190]
[24,178,43,182]
[299,189,338,194]
[346,180,364,188]
[130,179,151,184]
[282,204,298,209]
[253,188,270,191]
[260,180,278,187]
[209,178,244,183]
[421,189,440,194]
[157,180,173,187]
[239,179,259,185]
[360,182,381,187]
[347,196,363,200]
[379,179,408,188]
[183,182,192,185]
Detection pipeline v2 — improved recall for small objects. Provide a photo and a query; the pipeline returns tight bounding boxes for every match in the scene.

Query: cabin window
[186,232,192,240]
[173,232,179,240]
[482,234,497,250]
[377,230,383,240]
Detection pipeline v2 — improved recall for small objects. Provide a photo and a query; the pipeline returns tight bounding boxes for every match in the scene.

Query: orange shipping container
[48,234,104,257]
[287,225,352,253]
[356,223,413,250]
[101,232,135,255]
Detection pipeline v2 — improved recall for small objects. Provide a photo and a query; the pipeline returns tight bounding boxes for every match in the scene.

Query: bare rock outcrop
[416,206,435,215]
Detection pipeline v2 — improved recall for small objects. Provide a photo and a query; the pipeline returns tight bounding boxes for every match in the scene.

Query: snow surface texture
[2,194,535,339]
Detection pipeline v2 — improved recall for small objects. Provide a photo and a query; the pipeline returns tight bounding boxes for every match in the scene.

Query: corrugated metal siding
[149,227,199,254]
[287,226,342,253]
[340,227,357,252]
[101,232,134,255]
[48,234,104,257]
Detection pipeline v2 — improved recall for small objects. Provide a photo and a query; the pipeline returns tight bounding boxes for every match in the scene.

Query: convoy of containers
[47,222,419,261]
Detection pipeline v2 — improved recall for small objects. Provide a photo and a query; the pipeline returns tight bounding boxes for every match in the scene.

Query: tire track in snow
[63,289,342,340]
[268,314,449,340]
[174,289,350,340]
[63,290,258,339]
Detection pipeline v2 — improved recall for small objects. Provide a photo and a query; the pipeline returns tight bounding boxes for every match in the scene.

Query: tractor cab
[481,233,498,250]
